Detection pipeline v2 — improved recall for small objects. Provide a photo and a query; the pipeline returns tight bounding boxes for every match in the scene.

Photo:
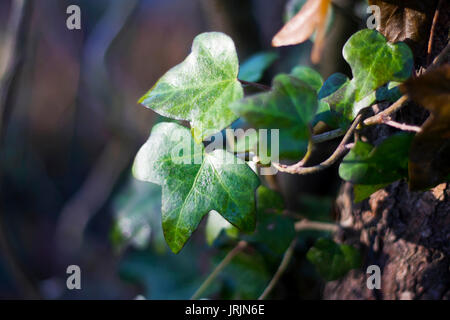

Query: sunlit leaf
[239,52,278,82]
[133,122,259,253]
[400,65,450,190]
[307,238,361,281]
[319,30,413,120]
[139,32,243,143]
[343,29,413,102]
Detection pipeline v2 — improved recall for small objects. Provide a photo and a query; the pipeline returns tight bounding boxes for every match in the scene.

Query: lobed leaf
[139,32,243,144]
[133,122,259,253]
[339,133,415,185]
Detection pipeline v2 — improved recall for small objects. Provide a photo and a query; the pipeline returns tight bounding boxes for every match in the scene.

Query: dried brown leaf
[272,0,331,64]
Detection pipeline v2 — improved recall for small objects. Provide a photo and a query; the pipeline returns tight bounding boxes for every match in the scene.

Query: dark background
[0,0,365,299]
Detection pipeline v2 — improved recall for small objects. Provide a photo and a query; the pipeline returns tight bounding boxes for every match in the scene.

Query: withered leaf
[368,0,438,53]
[272,0,331,64]
[400,64,450,191]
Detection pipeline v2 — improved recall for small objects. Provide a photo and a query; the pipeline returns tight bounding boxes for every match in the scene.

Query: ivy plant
[124,21,448,298]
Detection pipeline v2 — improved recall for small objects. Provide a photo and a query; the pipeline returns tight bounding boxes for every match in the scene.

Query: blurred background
[0,0,367,299]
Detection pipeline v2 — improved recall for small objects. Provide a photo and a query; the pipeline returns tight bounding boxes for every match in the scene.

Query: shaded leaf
[307,238,361,281]
[400,65,450,190]
[139,32,243,143]
[230,74,319,159]
[243,186,295,257]
[339,133,415,185]
[111,179,165,252]
[353,183,389,203]
[239,52,278,82]
[291,66,324,92]
[272,0,331,64]
[133,122,259,253]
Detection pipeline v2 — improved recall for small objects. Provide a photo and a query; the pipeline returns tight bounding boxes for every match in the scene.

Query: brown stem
[274,114,362,175]
[427,0,443,66]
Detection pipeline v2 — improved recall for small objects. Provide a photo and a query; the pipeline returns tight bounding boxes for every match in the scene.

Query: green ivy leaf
[291,66,323,92]
[239,52,278,83]
[133,122,259,253]
[307,238,361,281]
[231,74,318,159]
[319,30,413,120]
[339,133,414,185]
[243,186,294,257]
[139,32,243,144]
[343,29,413,102]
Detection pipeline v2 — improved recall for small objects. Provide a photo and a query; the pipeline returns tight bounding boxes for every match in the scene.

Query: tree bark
[324,1,449,300]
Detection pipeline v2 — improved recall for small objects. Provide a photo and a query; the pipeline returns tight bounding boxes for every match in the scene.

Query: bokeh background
[0,0,367,299]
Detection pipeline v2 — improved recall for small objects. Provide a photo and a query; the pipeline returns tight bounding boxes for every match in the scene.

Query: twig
[258,237,297,300]
[311,127,346,144]
[0,0,39,299]
[273,114,362,175]
[382,120,421,133]
[239,79,271,91]
[428,42,450,72]
[363,94,409,126]
[294,219,339,233]
[191,241,248,300]
[427,0,443,66]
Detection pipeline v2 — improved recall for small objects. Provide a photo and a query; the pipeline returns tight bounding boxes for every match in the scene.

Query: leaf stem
[190,240,248,300]
[239,79,271,91]
[382,119,421,133]
[294,219,339,233]
[363,94,409,126]
[258,237,297,300]
[311,127,346,144]
[273,114,362,175]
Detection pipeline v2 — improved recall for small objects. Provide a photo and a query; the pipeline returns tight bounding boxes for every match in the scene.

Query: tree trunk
[324,1,449,300]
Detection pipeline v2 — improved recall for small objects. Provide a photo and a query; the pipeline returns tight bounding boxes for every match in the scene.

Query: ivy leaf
[339,133,415,185]
[230,74,319,159]
[307,238,361,281]
[111,179,164,252]
[400,65,450,191]
[133,122,259,253]
[343,29,413,102]
[138,32,243,144]
[243,186,295,257]
[238,52,278,83]
[318,30,413,121]
[291,66,323,92]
